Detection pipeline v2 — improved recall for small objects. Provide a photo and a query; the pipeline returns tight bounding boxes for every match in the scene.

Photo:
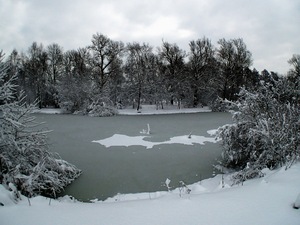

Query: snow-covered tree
[124,42,157,111]
[21,42,49,108]
[187,37,218,107]
[288,54,300,79]
[158,41,188,108]
[216,38,253,101]
[0,52,81,198]
[217,75,300,183]
[89,33,124,91]
[58,48,92,113]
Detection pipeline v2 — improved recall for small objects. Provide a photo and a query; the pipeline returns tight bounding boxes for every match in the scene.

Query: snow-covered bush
[210,97,237,112]
[58,74,118,117]
[58,75,91,113]
[217,77,300,183]
[87,97,118,117]
[0,53,81,198]
[88,104,118,117]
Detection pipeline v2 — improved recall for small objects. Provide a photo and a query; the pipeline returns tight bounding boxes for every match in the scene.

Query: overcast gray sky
[1,0,299,74]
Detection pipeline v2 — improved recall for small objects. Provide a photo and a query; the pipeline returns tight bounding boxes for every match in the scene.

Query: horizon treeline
[1,33,294,113]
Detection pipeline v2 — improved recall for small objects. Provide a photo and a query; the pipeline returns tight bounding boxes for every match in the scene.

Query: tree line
[3,33,269,115]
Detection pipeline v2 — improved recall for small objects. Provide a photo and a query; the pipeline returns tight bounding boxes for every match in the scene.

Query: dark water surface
[35,112,232,201]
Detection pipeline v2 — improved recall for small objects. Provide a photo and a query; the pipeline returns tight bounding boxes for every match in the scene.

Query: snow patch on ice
[92,133,217,149]
[207,129,218,136]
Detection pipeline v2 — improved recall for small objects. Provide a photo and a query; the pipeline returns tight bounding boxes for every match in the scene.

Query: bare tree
[22,42,48,107]
[288,54,300,81]
[158,41,187,107]
[287,54,300,106]
[188,37,217,106]
[124,42,156,111]
[89,33,124,92]
[58,48,92,112]
[47,43,64,85]
[217,38,252,100]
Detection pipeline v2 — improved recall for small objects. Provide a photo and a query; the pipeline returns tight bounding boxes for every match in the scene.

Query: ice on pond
[92,133,217,149]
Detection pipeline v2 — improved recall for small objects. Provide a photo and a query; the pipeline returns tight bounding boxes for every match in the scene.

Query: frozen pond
[35,112,232,201]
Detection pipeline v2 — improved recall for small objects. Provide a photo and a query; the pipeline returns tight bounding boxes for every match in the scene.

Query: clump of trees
[217,55,300,183]
[3,33,261,116]
[0,51,81,198]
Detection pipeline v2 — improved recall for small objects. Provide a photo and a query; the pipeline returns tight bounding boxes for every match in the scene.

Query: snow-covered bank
[32,108,64,114]
[32,105,211,115]
[1,163,300,225]
[118,105,211,115]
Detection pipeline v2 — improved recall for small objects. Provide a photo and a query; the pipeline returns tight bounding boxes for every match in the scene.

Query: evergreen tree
[0,51,81,198]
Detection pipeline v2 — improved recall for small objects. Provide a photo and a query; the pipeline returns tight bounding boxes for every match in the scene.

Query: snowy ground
[5,105,298,224]
[32,104,211,115]
[32,108,64,114]
[118,104,211,115]
[1,163,299,225]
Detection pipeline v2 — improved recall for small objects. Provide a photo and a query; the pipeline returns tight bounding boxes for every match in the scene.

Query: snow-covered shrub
[217,77,300,183]
[59,101,75,113]
[57,75,91,113]
[231,166,265,185]
[87,97,118,117]
[210,97,237,112]
[0,54,81,198]
[88,104,118,117]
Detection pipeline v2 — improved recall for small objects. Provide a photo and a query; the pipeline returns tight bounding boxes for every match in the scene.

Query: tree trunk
[137,86,142,111]
[193,88,198,107]
[222,81,228,100]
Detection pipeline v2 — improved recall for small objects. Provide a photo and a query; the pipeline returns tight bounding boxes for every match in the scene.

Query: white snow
[118,105,211,115]
[165,178,171,191]
[32,108,63,114]
[1,163,300,225]
[92,134,216,149]
[32,105,211,115]
[207,129,218,136]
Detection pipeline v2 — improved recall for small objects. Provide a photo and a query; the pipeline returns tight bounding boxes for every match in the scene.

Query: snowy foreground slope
[1,163,300,225]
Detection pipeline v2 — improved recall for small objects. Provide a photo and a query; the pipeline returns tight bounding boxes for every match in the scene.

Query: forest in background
[2,33,291,115]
